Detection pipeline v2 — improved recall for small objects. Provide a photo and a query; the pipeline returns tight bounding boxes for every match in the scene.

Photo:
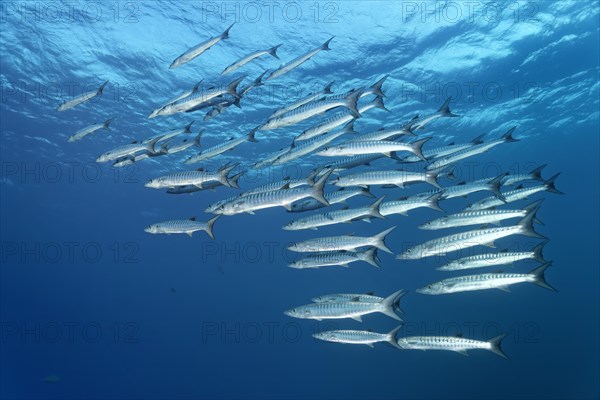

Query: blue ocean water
[1,1,599,399]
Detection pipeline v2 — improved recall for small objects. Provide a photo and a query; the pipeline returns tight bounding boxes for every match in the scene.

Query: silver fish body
[170,23,234,69]
[288,226,395,253]
[284,289,406,322]
[68,119,112,142]
[396,334,508,358]
[57,81,108,111]
[266,37,333,81]
[417,262,556,294]
[144,216,220,239]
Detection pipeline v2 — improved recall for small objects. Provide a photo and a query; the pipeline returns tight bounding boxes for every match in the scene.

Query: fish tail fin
[194,129,203,147]
[232,97,242,109]
[205,215,221,240]
[361,247,381,268]
[387,325,403,349]
[488,333,510,359]
[444,167,457,181]
[218,163,237,187]
[426,193,445,212]
[184,120,195,134]
[103,118,113,129]
[425,170,443,190]
[488,173,508,202]
[530,164,547,182]
[321,36,334,50]
[247,127,259,143]
[522,199,544,225]
[517,204,547,240]
[502,126,519,142]
[372,95,390,112]
[544,173,563,194]
[228,171,244,189]
[532,240,548,263]
[323,81,335,94]
[146,136,162,154]
[437,96,458,117]
[410,137,431,162]
[361,187,376,198]
[269,44,282,59]
[221,22,235,39]
[345,89,364,118]
[370,75,389,97]
[310,169,332,206]
[343,119,356,134]
[254,70,269,86]
[368,196,386,219]
[227,76,247,98]
[373,226,396,254]
[471,133,485,144]
[529,262,557,292]
[380,289,407,321]
[97,80,109,94]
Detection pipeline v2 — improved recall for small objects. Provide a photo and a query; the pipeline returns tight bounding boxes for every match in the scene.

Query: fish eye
[292,308,296,312]
[428,285,432,289]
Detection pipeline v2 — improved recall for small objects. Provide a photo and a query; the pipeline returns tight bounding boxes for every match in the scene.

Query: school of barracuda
[60,23,563,359]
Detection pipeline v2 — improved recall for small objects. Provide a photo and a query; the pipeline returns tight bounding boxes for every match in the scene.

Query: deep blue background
[1,1,599,399]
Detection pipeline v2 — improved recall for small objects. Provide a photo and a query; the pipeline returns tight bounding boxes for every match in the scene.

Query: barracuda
[57,80,108,111]
[465,174,563,211]
[266,37,333,81]
[166,173,242,195]
[143,121,195,144]
[437,241,548,271]
[155,76,246,117]
[164,130,202,154]
[314,326,402,348]
[144,215,220,239]
[288,226,396,253]
[185,128,257,164]
[271,121,355,165]
[68,118,112,142]
[379,193,444,217]
[289,187,374,212]
[169,23,234,69]
[214,171,331,215]
[283,196,385,230]
[96,136,163,163]
[420,200,544,230]
[396,334,508,358]
[148,81,202,118]
[427,127,518,171]
[418,262,556,294]
[397,207,546,260]
[398,134,485,163]
[145,163,237,189]
[288,247,380,269]
[331,169,441,189]
[269,81,335,120]
[259,89,363,130]
[502,164,547,186]
[284,289,407,322]
[222,44,281,75]
[294,96,387,142]
[440,173,508,202]
[317,137,431,161]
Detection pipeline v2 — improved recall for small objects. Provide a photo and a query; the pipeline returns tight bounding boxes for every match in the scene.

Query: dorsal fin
[516,184,524,189]
[457,181,466,185]
[366,291,374,295]
[190,216,196,221]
